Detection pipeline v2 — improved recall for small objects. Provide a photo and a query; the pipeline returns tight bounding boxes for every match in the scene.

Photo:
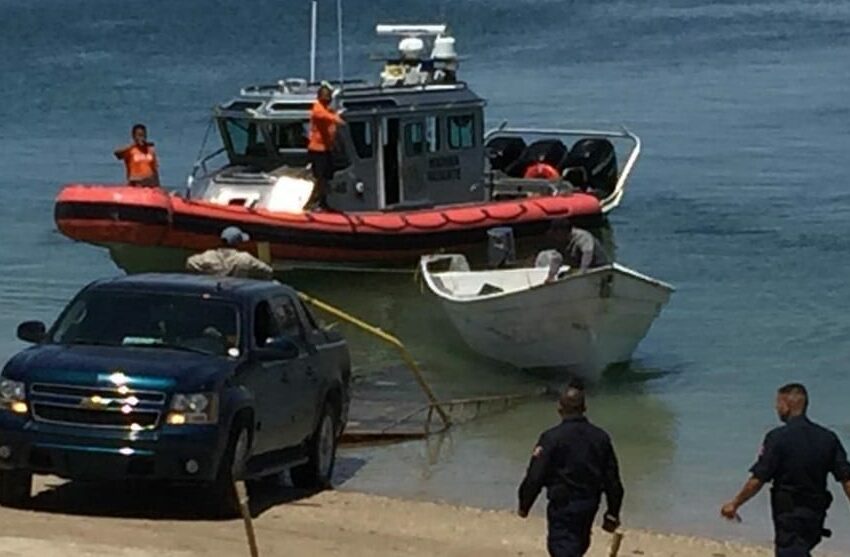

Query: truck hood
[1,344,236,392]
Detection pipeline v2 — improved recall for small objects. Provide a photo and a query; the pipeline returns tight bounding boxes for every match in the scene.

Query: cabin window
[404,122,426,156]
[349,121,373,159]
[270,121,309,151]
[448,114,475,150]
[271,297,305,343]
[223,118,268,157]
[426,116,441,152]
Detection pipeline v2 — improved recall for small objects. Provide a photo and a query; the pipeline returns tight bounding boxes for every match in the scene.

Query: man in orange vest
[114,124,160,187]
[307,83,345,211]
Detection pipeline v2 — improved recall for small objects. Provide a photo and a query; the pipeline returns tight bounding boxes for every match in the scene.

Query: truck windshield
[50,291,241,357]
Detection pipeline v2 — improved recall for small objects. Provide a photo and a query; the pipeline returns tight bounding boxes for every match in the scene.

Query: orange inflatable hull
[55,185,604,267]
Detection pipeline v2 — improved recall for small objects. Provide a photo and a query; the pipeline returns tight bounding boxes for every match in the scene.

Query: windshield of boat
[220,118,271,162]
[49,290,241,357]
[269,121,309,152]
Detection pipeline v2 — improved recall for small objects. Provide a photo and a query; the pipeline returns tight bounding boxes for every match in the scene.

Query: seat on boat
[477,283,504,295]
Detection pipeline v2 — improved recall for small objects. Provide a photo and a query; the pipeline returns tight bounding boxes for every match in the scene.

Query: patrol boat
[55,23,641,273]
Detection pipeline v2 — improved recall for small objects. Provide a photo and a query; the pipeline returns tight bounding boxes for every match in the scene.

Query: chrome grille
[30,383,166,430]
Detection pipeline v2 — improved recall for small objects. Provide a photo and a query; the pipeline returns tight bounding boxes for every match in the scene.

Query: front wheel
[208,424,250,518]
[0,469,32,508]
[291,403,338,489]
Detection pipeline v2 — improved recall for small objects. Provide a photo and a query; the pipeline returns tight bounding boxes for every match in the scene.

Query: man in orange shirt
[307,84,345,210]
[114,124,160,187]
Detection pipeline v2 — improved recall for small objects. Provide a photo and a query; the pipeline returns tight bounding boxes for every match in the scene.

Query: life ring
[523,162,560,180]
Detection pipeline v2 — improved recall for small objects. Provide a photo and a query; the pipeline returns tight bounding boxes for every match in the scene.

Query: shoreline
[2,479,836,557]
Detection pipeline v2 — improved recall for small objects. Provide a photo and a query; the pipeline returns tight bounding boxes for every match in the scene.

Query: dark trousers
[773,507,826,557]
[546,499,599,557]
[308,150,333,209]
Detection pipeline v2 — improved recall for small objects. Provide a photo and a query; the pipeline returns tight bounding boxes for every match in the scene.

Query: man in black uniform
[517,387,624,557]
[721,383,850,557]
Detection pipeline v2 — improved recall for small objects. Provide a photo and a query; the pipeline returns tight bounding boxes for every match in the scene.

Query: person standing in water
[114,123,160,187]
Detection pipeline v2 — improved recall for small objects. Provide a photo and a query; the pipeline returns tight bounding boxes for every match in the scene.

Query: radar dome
[399,37,425,60]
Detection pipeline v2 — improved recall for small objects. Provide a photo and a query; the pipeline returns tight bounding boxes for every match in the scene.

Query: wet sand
[0,479,834,557]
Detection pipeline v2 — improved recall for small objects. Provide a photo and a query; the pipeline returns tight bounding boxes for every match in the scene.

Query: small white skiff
[419,254,674,380]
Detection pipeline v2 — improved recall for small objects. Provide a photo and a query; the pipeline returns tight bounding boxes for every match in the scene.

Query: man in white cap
[185,226,273,279]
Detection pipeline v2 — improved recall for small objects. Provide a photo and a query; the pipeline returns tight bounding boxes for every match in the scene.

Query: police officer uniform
[750,415,850,557]
[518,415,624,557]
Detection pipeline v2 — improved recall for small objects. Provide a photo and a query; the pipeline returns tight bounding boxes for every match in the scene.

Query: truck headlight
[0,379,27,414]
[166,393,218,425]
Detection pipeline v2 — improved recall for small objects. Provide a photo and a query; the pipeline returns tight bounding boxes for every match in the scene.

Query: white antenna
[336,0,344,92]
[309,0,318,82]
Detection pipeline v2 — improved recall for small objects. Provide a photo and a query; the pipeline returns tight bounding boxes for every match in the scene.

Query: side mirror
[324,330,343,344]
[258,336,300,360]
[17,321,46,344]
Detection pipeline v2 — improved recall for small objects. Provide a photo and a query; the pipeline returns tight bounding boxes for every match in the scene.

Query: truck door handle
[280,371,290,384]
[306,366,316,377]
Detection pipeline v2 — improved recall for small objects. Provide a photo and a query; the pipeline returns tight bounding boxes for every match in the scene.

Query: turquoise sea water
[2,0,850,550]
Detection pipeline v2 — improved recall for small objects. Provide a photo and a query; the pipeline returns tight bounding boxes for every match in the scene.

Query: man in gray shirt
[543,218,611,279]
[186,226,273,279]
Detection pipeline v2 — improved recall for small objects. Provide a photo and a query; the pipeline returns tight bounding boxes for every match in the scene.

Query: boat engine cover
[562,138,618,196]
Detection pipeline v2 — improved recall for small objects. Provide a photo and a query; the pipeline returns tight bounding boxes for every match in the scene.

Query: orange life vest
[121,144,158,182]
[308,100,344,152]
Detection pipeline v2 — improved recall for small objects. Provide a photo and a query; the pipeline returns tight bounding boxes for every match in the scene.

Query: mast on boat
[309,0,318,82]
[308,0,346,89]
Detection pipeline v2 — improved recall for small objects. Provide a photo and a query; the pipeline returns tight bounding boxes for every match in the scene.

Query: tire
[291,402,338,490]
[208,424,250,519]
[0,469,32,508]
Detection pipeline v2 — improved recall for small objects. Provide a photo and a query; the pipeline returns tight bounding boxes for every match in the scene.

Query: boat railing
[483,126,641,213]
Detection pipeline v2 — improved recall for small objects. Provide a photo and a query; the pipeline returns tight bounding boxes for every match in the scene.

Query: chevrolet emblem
[81,395,111,409]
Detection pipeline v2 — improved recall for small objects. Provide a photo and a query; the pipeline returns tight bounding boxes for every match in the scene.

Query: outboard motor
[506,139,568,178]
[485,137,527,173]
[487,227,516,268]
[562,138,618,196]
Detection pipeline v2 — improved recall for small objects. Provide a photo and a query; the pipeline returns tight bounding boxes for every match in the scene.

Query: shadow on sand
[26,455,367,521]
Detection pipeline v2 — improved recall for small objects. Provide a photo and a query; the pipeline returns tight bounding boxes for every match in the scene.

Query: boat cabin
[187,23,640,214]
[190,25,488,212]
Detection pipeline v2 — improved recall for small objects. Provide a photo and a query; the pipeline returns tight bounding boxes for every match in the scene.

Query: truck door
[270,295,320,445]
[242,300,299,454]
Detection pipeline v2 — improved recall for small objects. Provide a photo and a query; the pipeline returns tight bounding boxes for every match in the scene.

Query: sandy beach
[0,479,833,557]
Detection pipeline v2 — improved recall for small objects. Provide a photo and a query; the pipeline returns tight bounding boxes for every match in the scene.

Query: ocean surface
[2,0,850,550]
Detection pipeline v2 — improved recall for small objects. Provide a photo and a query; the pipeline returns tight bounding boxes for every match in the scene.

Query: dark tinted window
[51,291,240,356]
[404,122,426,156]
[254,301,281,347]
[349,121,373,159]
[222,118,267,158]
[272,297,305,342]
[448,114,475,150]
[270,121,308,150]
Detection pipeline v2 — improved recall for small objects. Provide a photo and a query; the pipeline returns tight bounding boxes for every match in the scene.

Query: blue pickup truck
[0,274,351,515]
